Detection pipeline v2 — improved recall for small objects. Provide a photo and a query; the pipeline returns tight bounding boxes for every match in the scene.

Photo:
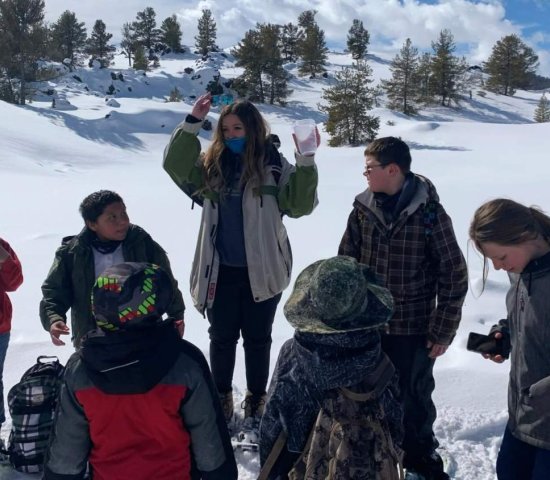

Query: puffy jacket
[503,251,550,450]
[44,323,237,480]
[39,225,185,346]
[163,120,318,312]
[338,174,467,345]
[0,238,23,334]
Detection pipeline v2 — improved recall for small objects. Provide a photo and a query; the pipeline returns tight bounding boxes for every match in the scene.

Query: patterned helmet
[92,262,173,332]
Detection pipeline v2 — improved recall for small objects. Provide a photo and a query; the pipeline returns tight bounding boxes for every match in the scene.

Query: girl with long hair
[469,198,550,480]
[163,94,319,438]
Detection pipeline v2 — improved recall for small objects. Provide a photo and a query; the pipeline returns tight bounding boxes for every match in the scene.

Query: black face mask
[90,235,122,254]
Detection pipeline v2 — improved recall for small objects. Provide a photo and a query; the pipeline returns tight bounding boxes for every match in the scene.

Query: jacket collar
[354,173,439,227]
[522,251,550,277]
[68,224,143,252]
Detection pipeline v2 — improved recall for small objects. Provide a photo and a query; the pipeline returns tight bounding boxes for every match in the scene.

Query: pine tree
[232,28,264,101]
[280,23,302,62]
[132,7,160,50]
[382,38,420,115]
[297,11,328,77]
[86,19,115,68]
[320,61,379,146]
[417,52,434,104]
[232,23,291,105]
[534,93,550,122]
[430,29,466,106]
[0,0,47,104]
[298,10,316,30]
[167,86,182,102]
[50,10,87,68]
[347,19,369,60]
[484,34,539,96]
[160,14,183,52]
[120,22,138,67]
[195,9,217,56]
[133,46,148,71]
[260,23,292,105]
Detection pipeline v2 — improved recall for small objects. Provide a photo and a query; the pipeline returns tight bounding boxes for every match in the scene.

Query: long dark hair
[203,100,269,191]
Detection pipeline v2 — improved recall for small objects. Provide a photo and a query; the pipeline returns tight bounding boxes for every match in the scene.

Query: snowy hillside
[0,48,549,479]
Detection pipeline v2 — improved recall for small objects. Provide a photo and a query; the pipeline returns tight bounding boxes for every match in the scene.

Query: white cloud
[42,0,550,75]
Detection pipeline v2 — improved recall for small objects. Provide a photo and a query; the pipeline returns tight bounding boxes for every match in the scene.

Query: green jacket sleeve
[163,121,205,196]
[277,153,318,218]
[40,246,73,332]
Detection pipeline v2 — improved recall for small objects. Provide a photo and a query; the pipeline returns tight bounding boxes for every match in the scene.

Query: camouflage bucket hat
[284,256,394,334]
[92,262,173,332]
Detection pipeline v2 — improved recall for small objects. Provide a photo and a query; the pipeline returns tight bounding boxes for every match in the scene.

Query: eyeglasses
[363,163,386,176]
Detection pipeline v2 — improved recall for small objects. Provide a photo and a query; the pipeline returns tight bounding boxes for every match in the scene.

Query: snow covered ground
[1,48,548,479]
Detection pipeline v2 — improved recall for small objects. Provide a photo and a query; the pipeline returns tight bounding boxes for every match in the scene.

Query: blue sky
[43,0,550,76]
[504,0,550,48]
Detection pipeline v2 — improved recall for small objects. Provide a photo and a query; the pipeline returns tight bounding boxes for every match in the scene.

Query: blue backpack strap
[423,200,438,237]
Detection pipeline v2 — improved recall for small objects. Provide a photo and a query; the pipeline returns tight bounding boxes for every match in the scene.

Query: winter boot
[242,391,267,419]
[219,390,234,424]
[238,391,267,445]
[405,452,450,480]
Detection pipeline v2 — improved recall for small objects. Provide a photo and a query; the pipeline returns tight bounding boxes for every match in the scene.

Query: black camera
[466,332,510,359]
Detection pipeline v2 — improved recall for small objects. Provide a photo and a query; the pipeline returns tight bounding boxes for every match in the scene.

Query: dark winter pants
[381,334,439,468]
[496,426,550,480]
[0,332,9,424]
[207,265,281,396]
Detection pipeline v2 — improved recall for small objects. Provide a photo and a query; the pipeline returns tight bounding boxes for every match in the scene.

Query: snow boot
[218,390,234,424]
[405,452,450,480]
[236,391,266,446]
[242,391,266,419]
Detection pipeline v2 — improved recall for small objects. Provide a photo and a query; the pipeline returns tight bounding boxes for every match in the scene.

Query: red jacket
[0,238,23,334]
[44,324,237,480]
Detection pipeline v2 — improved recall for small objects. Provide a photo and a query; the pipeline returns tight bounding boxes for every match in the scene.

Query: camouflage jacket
[259,330,402,476]
[288,373,404,480]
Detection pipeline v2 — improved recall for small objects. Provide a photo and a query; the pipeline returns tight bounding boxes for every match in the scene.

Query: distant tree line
[0,1,548,144]
[0,2,190,104]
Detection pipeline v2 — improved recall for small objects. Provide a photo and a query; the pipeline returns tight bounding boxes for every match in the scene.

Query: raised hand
[191,93,212,120]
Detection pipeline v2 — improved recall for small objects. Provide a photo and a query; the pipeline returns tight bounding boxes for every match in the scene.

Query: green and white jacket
[163,120,318,313]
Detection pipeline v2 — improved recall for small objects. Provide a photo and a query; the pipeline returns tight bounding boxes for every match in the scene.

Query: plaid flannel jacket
[338,175,467,345]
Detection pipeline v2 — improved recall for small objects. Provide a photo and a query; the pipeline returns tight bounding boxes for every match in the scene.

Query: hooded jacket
[0,238,23,334]
[502,251,550,450]
[338,174,468,345]
[163,120,318,313]
[259,330,402,465]
[44,323,237,480]
[39,225,185,346]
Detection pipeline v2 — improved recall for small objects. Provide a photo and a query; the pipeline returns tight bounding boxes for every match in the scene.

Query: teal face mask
[224,137,247,154]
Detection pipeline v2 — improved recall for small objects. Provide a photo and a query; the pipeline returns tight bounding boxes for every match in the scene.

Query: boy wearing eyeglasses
[338,136,468,480]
